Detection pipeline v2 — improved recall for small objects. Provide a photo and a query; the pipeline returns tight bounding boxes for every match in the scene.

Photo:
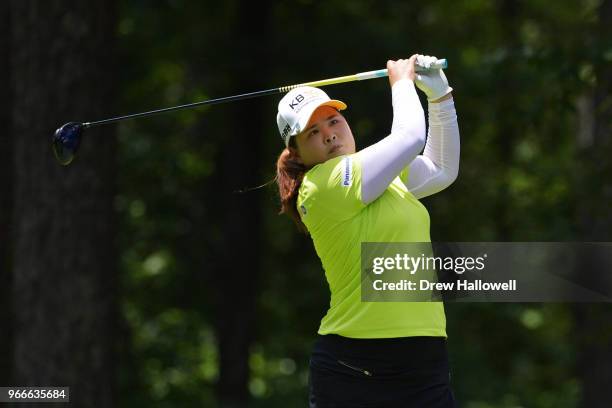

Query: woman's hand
[414,55,453,102]
[387,55,418,87]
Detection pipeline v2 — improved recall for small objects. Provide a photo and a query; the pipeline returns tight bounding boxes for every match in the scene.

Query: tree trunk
[0,0,13,387]
[214,1,271,406]
[10,1,118,406]
[572,1,612,407]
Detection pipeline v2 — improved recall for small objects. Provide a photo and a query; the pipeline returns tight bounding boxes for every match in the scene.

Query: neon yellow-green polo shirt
[297,153,447,338]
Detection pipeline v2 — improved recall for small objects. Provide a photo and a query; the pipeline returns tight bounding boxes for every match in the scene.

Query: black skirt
[308,334,457,408]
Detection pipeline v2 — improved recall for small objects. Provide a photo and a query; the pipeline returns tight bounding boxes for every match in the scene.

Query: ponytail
[276,143,308,233]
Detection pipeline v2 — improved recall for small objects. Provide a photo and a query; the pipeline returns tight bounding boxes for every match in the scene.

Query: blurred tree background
[2,0,611,407]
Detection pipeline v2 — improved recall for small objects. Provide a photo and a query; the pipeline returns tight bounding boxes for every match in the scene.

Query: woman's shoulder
[299,153,361,200]
[298,153,365,221]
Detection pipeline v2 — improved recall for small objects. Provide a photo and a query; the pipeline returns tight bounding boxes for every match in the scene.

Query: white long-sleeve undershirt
[359,79,426,204]
[359,80,460,204]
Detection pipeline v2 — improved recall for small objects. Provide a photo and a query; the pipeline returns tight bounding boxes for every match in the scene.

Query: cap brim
[296,99,348,136]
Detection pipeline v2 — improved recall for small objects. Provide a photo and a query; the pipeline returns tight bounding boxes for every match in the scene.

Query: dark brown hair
[276,139,308,233]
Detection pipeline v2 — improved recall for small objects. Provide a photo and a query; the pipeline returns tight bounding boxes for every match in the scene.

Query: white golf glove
[415,55,453,102]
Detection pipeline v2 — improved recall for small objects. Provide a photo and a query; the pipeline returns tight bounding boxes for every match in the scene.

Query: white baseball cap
[276,86,347,147]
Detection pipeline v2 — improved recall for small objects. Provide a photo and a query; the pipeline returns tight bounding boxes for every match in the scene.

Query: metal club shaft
[53,58,448,165]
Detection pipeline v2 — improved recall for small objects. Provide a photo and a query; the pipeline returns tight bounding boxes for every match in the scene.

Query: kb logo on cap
[289,94,305,110]
[288,89,320,110]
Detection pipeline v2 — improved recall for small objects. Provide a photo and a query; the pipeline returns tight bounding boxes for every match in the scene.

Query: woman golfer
[275,54,460,407]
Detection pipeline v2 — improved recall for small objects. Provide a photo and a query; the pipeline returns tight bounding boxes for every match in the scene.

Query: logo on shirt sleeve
[342,157,353,187]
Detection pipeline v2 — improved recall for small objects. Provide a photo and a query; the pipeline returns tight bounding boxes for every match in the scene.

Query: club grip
[416,58,447,72]
[356,59,448,81]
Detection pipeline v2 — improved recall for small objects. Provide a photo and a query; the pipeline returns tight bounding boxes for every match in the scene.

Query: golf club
[52,59,447,166]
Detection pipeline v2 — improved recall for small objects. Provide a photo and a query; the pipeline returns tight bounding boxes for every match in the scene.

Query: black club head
[52,122,84,166]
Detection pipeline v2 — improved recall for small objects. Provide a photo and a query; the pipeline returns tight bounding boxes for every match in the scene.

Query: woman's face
[292,105,356,168]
